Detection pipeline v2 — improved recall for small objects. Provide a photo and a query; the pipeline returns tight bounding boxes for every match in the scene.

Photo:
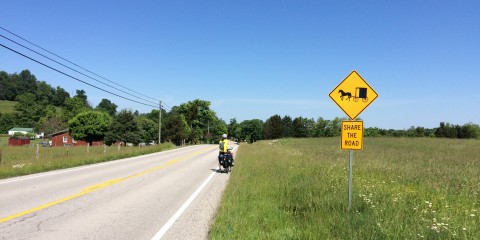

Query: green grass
[0,100,17,113]
[0,143,176,179]
[209,138,480,239]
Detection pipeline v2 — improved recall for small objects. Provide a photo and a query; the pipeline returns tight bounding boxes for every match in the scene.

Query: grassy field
[0,142,176,179]
[0,100,17,113]
[209,138,480,239]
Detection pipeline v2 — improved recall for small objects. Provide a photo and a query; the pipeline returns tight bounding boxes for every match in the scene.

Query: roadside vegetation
[0,142,175,179]
[210,138,479,239]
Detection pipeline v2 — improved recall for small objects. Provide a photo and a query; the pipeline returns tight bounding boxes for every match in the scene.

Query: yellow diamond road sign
[329,71,378,120]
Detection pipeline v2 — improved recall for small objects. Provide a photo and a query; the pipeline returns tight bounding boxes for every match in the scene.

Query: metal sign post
[348,149,353,210]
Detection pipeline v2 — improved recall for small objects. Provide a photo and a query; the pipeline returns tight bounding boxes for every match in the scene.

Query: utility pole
[158,100,162,144]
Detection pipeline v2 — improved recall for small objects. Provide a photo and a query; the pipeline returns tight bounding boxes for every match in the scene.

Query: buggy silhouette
[353,87,368,102]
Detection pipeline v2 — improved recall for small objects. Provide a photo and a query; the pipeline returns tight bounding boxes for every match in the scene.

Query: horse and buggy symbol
[338,87,369,102]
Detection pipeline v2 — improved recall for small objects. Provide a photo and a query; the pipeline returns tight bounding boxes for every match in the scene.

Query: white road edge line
[151,170,217,240]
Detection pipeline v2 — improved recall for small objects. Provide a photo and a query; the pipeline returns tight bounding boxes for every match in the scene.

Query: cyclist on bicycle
[218,134,229,171]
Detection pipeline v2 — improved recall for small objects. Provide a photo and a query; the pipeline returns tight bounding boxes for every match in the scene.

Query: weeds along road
[0,144,233,240]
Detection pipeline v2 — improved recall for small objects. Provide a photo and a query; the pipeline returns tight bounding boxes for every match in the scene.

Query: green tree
[16,70,37,96]
[68,111,112,145]
[365,127,381,137]
[62,95,91,121]
[95,99,118,117]
[74,89,91,108]
[0,71,16,100]
[459,123,479,139]
[105,110,141,145]
[292,117,309,138]
[52,86,70,106]
[0,112,17,133]
[282,115,293,138]
[136,116,158,144]
[173,99,217,143]
[140,109,166,124]
[228,118,241,141]
[163,113,190,145]
[436,122,457,138]
[36,81,54,105]
[414,126,425,137]
[264,114,283,139]
[325,117,342,137]
[240,119,264,143]
[38,116,68,136]
[209,117,228,143]
[37,104,64,133]
[15,93,45,128]
[313,117,329,137]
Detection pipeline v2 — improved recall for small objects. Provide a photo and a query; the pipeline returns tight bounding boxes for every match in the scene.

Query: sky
[1,0,479,130]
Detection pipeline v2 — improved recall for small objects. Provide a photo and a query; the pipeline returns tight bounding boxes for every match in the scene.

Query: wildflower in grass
[430,221,449,233]
[12,163,25,169]
[470,214,475,217]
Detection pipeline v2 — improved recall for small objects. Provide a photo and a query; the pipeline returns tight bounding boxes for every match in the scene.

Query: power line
[0,43,158,108]
[0,26,160,103]
[0,33,159,106]
[162,102,173,111]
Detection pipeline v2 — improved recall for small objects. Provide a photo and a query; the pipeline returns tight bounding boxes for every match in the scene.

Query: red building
[49,130,103,147]
[8,136,31,146]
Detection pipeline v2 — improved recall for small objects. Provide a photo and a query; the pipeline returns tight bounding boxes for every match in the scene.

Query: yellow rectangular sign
[341,120,363,150]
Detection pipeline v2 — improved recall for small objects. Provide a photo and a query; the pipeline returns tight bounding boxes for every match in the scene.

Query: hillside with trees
[1,69,479,146]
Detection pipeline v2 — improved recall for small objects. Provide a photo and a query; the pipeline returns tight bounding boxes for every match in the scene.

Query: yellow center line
[0,146,216,223]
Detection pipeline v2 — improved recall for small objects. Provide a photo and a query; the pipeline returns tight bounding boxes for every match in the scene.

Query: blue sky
[1,0,479,129]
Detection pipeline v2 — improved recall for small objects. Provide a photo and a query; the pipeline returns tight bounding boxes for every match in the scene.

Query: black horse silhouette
[338,90,351,101]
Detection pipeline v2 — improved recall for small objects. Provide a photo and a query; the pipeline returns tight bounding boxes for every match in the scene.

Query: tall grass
[209,138,480,239]
[0,143,175,179]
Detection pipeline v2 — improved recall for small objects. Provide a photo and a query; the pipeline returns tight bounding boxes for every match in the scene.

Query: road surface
[0,144,232,240]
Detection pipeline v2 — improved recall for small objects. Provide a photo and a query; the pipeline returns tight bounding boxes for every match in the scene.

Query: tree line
[0,70,229,145]
[1,70,478,146]
[232,115,480,141]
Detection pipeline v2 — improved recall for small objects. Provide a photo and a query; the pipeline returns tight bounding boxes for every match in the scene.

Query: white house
[36,132,45,139]
[8,128,34,136]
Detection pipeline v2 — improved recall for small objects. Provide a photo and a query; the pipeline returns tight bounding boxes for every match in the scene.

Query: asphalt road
[0,144,232,240]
